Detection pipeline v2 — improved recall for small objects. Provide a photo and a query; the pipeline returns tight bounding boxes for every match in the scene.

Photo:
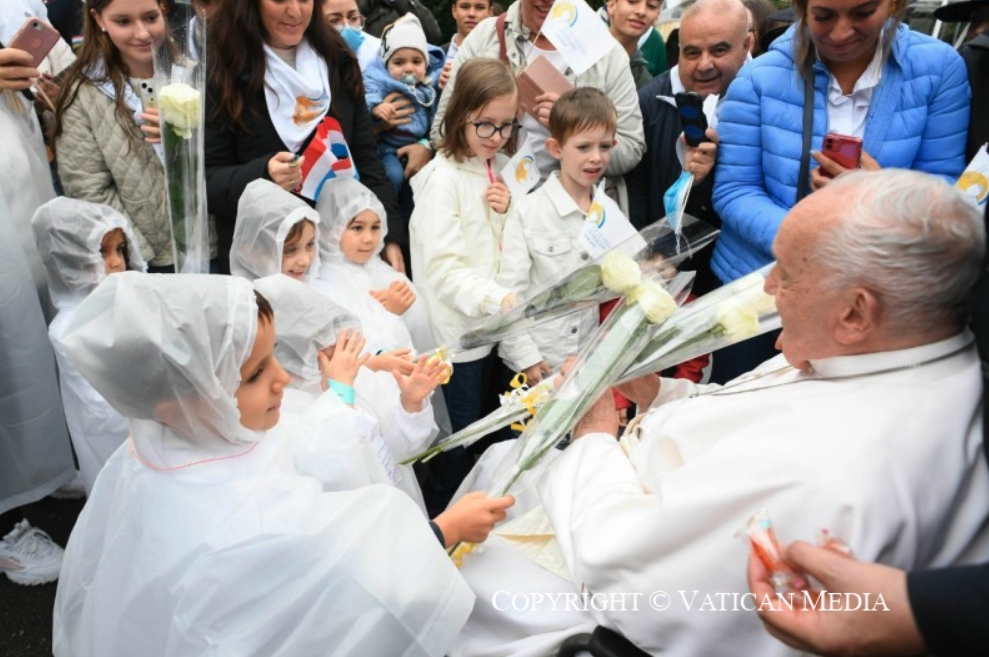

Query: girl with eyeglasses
[408,57,519,516]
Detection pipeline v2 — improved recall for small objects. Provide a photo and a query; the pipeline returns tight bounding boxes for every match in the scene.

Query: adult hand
[572,391,618,439]
[438,60,453,90]
[267,151,304,192]
[397,142,432,178]
[0,48,38,92]
[382,242,406,274]
[683,128,719,184]
[434,491,515,547]
[140,108,162,144]
[810,149,881,191]
[522,361,551,385]
[370,280,415,315]
[533,91,560,129]
[615,374,660,409]
[485,179,511,214]
[318,329,369,389]
[747,541,925,656]
[373,91,414,132]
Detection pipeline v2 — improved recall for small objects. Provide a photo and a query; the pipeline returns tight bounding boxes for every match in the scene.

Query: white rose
[159,82,202,138]
[716,302,761,341]
[601,251,641,293]
[629,279,678,324]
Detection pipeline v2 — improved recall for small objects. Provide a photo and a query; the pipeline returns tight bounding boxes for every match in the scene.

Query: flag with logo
[542,0,619,76]
[579,183,645,258]
[501,140,541,198]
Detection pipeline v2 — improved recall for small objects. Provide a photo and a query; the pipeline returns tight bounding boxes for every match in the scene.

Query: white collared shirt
[826,43,885,139]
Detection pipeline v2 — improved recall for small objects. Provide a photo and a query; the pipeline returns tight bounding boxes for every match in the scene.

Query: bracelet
[327,379,356,405]
[417,137,433,152]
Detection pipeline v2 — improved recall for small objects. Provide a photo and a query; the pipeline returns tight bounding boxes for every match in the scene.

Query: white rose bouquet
[458,215,718,349]
[155,3,210,273]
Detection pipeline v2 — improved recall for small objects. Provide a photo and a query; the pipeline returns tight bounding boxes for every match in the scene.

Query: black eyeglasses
[468,117,521,139]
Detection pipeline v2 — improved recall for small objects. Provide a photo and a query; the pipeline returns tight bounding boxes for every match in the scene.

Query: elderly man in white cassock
[450,169,989,657]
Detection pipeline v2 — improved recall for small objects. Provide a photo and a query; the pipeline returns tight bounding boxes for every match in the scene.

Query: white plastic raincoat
[53,273,474,656]
[32,197,148,493]
[230,178,321,281]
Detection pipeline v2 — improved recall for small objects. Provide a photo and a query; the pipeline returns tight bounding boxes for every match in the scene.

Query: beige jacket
[431,1,645,176]
[56,82,172,266]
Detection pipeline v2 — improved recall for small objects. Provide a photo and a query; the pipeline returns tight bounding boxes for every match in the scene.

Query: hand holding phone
[819,133,862,178]
[7,17,61,69]
[675,91,710,147]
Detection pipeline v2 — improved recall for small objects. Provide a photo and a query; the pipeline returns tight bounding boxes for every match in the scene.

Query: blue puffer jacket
[712,23,970,283]
[364,43,445,149]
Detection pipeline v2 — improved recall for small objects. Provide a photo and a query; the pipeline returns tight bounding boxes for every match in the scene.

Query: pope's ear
[834,287,878,345]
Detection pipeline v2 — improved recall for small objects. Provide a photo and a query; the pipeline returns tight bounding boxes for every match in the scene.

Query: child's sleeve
[495,210,545,371]
[413,170,511,317]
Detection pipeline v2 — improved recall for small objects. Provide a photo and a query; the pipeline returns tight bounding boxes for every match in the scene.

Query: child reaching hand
[408,57,518,515]
[32,197,147,494]
[53,273,488,655]
[365,14,446,193]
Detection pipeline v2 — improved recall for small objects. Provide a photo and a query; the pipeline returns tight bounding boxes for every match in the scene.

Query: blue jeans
[377,142,405,195]
[422,356,488,517]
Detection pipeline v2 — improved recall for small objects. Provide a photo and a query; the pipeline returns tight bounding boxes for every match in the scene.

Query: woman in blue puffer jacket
[712,0,970,285]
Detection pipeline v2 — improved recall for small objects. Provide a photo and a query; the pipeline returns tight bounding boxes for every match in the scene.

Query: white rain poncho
[32,197,147,493]
[229,178,321,281]
[53,272,474,657]
[312,178,443,488]
[256,274,423,506]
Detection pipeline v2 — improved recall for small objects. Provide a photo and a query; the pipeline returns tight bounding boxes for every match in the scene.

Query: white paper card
[580,184,646,258]
[501,140,541,197]
[541,0,618,76]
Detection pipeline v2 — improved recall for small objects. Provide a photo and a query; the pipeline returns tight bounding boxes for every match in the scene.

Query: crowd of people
[1,0,988,654]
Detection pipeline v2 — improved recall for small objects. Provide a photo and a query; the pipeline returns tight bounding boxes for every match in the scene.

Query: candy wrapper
[742,510,801,594]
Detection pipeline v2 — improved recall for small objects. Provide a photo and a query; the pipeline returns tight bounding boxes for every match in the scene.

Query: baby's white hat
[380,14,428,64]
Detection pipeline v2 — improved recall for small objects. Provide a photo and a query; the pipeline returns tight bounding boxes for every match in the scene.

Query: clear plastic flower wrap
[619,264,781,383]
[483,264,696,497]
[155,2,210,274]
[399,375,557,466]
[458,214,718,350]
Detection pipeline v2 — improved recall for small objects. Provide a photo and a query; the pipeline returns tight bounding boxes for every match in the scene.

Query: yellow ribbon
[507,372,542,432]
[450,541,477,568]
[425,347,454,384]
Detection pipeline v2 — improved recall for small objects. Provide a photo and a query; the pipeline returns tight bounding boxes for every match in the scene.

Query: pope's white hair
[815,169,984,334]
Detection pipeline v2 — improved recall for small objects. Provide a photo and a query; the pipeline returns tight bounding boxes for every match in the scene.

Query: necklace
[691,340,974,398]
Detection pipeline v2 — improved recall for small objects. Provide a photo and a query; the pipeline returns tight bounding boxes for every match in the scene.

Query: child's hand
[438,61,453,90]
[318,330,369,388]
[366,348,416,376]
[372,101,398,124]
[434,491,515,547]
[522,361,552,385]
[500,292,516,309]
[486,180,511,214]
[369,280,415,315]
[394,355,446,412]
[141,108,161,144]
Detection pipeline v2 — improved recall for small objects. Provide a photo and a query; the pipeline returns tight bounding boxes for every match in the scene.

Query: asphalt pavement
[1,495,86,657]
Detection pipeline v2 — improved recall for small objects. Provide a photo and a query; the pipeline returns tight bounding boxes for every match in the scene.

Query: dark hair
[255,290,274,324]
[101,227,134,271]
[791,0,905,77]
[208,0,362,130]
[54,0,171,150]
[283,218,315,248]
[438,58,518,162]
[549,87,617,144]
[743,0,775,55]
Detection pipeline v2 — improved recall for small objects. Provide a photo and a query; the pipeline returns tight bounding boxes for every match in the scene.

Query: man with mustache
[626,0,751,295]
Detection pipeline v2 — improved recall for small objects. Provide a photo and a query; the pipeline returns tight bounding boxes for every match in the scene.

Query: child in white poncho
[53,273,477,657]
[32,197,147,493]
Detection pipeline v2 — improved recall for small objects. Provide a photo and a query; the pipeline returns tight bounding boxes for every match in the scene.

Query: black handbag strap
[796,67,815,202]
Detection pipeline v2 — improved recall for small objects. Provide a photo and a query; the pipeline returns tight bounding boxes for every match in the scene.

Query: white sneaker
[0,520,64,585]
[50,472,86,500]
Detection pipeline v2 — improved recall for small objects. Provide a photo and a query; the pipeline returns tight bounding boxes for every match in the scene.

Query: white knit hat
[379,14,428,64]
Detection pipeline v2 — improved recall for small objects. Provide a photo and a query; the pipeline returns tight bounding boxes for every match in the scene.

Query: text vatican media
[491,590,890,613]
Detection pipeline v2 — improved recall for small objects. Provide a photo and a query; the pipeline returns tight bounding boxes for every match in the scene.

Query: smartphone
[8,17,61,68]
[675,91,709,147]
[137,80,157,110]
[820,133,862,177]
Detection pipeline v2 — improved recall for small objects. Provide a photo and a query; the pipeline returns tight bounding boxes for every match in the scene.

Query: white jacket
[430,1,645,177]
[497,173,599,371]
[410,153,512,363]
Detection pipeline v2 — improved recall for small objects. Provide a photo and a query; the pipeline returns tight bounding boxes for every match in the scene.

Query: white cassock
[451,331,989,656]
